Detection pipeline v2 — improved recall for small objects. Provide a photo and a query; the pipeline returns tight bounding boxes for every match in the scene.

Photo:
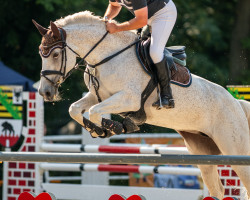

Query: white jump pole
[41,143,189,154]
[40,163,201,176]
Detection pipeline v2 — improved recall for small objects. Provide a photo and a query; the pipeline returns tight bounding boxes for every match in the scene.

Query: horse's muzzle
[38,85,57,102]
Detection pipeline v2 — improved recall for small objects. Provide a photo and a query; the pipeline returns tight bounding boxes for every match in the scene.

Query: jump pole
[41,143,189,154]
[40,163,201,175]
[2,152,250,165]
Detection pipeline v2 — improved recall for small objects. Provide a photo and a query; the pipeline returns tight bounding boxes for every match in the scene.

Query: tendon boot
[152,56,175,109]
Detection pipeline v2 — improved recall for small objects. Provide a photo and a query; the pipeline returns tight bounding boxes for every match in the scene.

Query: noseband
[40,27,140,102]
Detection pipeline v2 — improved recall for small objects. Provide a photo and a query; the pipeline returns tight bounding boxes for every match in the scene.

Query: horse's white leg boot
[69,92,98,127]
[89,91,140,126]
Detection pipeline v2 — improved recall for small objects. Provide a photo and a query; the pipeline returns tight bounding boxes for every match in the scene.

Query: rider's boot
[152,56,175,109]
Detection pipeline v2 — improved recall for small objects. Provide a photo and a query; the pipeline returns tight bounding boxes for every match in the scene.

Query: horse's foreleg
[89,91,141,136]
[69,92,98,129]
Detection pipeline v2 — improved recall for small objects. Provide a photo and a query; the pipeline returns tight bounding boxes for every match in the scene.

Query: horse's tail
[238,99,250,132]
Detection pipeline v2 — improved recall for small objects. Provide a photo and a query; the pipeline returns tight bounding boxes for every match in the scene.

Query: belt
[148,0,170,5]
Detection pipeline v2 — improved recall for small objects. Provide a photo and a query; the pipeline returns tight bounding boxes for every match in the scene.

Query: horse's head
[33,20,77,102]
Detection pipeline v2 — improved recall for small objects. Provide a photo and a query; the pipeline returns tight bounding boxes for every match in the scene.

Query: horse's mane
[55,11,137,41]
[55,11,102,27]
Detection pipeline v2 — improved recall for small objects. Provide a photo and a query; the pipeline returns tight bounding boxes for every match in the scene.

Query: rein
[40,28,139,102]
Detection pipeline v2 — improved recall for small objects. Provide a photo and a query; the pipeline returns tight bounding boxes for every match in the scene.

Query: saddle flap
[137,38,155,74]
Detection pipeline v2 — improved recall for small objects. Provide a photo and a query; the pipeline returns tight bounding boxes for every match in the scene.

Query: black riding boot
[152,56,175,109]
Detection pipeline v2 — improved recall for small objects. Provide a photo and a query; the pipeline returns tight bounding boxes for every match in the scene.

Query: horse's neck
[64,22,150,100]
[65,24,137,65]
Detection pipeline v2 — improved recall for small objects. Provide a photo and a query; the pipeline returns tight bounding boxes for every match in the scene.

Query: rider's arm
[106,7,148,33]
[104,1,122,20]
[117,7,148,31]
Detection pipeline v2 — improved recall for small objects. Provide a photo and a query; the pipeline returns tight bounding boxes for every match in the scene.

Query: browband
[39,45,64,58]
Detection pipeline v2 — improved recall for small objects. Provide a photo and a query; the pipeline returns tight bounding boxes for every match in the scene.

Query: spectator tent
[0,61,36,91]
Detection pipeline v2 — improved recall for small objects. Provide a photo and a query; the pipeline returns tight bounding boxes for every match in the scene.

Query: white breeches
[148,0,177,64]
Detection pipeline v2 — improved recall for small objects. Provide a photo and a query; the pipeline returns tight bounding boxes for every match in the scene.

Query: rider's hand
[106,21,120,34]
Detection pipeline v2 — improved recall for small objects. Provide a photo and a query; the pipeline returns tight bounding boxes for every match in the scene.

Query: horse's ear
[50,21,60,38]
[32,19,48,36]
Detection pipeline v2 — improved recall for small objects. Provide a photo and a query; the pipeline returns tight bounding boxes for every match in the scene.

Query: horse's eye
[53,52,59,59]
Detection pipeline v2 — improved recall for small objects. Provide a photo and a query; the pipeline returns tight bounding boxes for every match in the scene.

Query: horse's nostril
[45,91,51,98]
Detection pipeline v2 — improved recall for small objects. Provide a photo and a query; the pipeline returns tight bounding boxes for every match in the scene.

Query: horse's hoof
[99,129,113,138]
[89,127,105,138]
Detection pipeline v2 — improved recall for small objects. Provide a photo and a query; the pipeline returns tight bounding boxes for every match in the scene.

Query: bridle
[40,28,139,102]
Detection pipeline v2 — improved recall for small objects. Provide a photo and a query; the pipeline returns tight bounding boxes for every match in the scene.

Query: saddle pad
[170,63,192,87]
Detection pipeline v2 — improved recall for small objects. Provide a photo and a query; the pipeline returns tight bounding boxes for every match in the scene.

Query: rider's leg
[149,0,177,109]
[152,57,174,108]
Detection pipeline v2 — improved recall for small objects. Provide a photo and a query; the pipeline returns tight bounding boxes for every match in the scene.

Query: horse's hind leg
[178,131,225,199]
[212,118,250,199]
[217,143,250,198]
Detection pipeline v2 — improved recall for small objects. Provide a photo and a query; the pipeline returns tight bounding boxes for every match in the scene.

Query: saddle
[136,37,192,87]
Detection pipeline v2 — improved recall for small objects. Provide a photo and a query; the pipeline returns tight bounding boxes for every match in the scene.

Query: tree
[229,0,250,84]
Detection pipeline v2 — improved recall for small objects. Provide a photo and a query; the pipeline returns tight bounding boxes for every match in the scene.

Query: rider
[104,0,177,109]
